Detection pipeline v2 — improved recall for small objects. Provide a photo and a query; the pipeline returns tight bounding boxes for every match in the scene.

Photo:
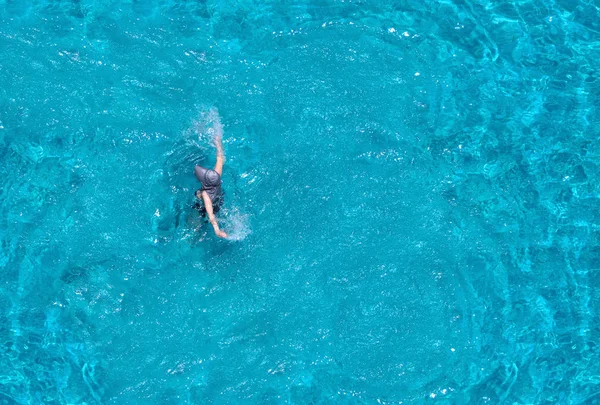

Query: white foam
[192,107,222,141]
[223,207,251,241]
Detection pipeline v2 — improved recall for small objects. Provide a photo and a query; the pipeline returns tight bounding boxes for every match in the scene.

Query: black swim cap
[194,165,221,187]
[204,170,220,186]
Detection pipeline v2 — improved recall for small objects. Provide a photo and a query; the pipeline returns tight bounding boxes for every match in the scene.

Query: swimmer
[194,127,228,239]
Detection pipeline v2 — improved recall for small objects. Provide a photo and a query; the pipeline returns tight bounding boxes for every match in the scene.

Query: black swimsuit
[195,182,224,217]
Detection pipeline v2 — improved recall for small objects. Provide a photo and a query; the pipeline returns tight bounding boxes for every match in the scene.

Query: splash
[188,107,223,147]
[171,107,224,171]
[223,207,251,241]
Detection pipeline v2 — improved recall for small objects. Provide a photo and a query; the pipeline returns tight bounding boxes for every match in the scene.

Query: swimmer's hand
[202,191,227,239]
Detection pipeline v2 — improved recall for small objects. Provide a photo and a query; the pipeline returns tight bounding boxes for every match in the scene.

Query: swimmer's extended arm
[213,134,224,176]
[202,191,227,239]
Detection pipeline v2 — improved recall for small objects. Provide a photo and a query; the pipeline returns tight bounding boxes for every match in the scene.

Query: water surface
[1,0,599,403]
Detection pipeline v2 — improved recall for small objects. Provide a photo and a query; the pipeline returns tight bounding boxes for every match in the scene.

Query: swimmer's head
[204,169,221,186]
[194,165,221,188]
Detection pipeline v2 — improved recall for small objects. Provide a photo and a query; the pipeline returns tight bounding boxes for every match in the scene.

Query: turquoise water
[1,0,599,403]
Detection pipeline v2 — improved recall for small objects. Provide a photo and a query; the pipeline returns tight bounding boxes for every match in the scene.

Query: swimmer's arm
[202,191,228,239]
[213,134,225,176]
